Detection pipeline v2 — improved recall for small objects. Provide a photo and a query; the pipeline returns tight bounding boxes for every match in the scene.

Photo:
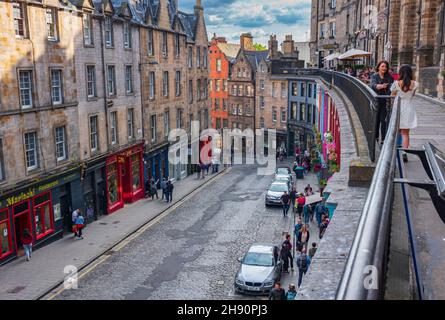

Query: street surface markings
[42,168,231,300]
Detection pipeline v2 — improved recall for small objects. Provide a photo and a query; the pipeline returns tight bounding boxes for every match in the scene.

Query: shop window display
[108,163,120,205]
[132,154,141,192]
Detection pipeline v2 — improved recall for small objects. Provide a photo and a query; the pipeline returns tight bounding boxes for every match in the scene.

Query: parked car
[275,167,292,180]
[234,244,283,295]
[265,181,289,206]
[274,174,292,190]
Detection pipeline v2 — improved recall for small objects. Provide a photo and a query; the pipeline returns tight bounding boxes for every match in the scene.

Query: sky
[180,0,312,46]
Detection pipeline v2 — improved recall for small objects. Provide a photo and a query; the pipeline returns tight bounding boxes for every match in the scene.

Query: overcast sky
[180,0,312,46]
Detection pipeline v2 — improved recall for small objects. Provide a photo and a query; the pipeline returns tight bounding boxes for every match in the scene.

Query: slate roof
[244,50,269,71]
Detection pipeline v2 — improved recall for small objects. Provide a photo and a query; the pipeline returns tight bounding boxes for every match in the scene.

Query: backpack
[287,290,297,300]
[298,254,308,270]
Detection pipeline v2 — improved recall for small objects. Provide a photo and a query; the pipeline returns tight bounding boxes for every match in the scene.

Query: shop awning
[338,49,371,60]
[323,52,341,61]
[305,194,324,205]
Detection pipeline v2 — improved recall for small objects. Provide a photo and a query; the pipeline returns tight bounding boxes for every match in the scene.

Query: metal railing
[336,97,400,300]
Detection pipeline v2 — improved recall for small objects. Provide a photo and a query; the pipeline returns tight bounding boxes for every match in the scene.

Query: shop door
[97,181,107,217]
[14,213,31,252]
[61,194,72,233]
[122,156,132,203]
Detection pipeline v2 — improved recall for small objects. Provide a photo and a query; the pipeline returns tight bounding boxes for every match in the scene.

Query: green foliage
[253,43,267,51]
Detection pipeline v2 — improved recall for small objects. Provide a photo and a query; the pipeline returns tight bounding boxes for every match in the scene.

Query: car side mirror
[237,257,243,263]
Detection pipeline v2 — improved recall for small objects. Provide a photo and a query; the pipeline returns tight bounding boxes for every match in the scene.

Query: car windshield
[243,252,274,267]
[275,176,289,181]
[269,184,287,192]
[277,168,289,175]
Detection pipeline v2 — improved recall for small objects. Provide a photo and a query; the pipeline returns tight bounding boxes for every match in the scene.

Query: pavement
[399,96,445,300]
[0,167,228,300]
[33,158,319,300]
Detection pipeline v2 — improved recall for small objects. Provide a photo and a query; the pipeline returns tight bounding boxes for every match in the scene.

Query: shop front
[145,143,171,183]
[0,170,80,265]
[106,144,144,214]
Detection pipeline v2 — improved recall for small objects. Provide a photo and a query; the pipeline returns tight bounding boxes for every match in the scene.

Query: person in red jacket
[295,194,306,218]
[21,229,33,261]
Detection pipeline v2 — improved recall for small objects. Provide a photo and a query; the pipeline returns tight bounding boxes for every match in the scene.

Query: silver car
[274,174,292,190]
[234,244,283,295]
[275,167,292,180]
[265,181,289,206]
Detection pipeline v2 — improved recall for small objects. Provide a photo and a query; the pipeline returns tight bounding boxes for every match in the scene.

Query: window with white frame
[216,58,222,72]
[238,85,243,96]
[238,105,242,115]
[110,111,118,145]
[203,78,208,99]
[105,17,113,46]
[19,70,33,108]
[272,83,277,97]
[260,79,265,90]
[320,23,325,38]
[51,69,63,105]
[232,85,237,95]
[292,82,298,96]
[215,98,220,110]
[55,126,66,161]
[175,71,181,96]
[125,65,133,94]
[13,2,25,37]
[164,111,169,138]
[89,115,98,152]
[330,21,336,38]
[123,22,131,49]
[163,71,169,97]
[272,108,277,122]
[149,71,155,99]
[307,104,312,124]
[223,80,227,92]
[204,109,209,129]
[216,80,221,92]
[46,8,57,41]
[0,138,5,181]
[176,109,183,129]
[107,66,116,96]
[24,132,38,170]
[331,0,336,8]
[86,65,96,98]
[308,83,312,98]
[281,83,286,98]
[83,13,93,45]
[281,108,286,123]
[222,99,227,111]
[151,115,157,142]
[196,79,201,101]
[148,29,154,55]
[162,31,168,57]
[127,108,134,139]
[260,96,265,109]
[260,117,264,128]
[300,103,306,121]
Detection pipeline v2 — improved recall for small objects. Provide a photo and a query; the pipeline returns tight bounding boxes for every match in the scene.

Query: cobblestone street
[52,164,319,300]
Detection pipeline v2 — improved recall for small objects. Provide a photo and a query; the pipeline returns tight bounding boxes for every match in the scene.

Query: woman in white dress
[391,65,418,162]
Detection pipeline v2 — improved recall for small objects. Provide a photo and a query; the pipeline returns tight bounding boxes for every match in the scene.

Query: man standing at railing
[370,61,394,145]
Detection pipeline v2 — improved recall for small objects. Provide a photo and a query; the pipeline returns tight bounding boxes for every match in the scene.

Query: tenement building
[209,35,240,130]
[0,0,209,265]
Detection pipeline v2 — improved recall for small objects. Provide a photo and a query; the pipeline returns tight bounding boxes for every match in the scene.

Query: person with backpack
[166,180,174,203]
[308,242,318,260]
[296,248,311,288]
[315,200,327,227]
[160,178,167,201]
[303,204,311,225]
[149,178,159,200]
[280,191,291,218]
[286,284,297,300]
[268,282,286,300]
[290,187,297,213]
[281,234,293,273]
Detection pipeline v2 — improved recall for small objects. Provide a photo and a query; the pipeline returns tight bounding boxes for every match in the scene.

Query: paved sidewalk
[275,158,322,293]
[0,168,228,300]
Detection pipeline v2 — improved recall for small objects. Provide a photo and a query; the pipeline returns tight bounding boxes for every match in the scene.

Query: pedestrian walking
[72,208,80,238]
[296,193,306,218]
[290,187,297,213]
[371,61,394,144]
[160,178,167,201]
[390,65,418,162]
[294,217,303,237]
[268,282,286,300]
[74,212,85,239]
[286,284,297,300]
[315,199,328,227]
[166,180,174,203]
[200,163,205,179]
[205,162,210,174]
[296,249,311,288]
[296,224,310,252]
[281,191,291,218]
[319,215,329,239]
[196,163,201,179]
[21,229,33,261]
[149,178,159,200]
[304,184,313,196]
[308,242,318,260]
[303,204,311,225]
[281,234,293,272]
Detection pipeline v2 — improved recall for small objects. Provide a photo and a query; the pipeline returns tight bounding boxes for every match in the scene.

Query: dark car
[234,244,283,295]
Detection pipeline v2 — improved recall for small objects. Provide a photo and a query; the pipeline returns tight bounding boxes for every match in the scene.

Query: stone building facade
[0,0,210,264]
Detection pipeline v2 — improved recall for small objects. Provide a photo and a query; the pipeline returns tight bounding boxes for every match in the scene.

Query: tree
[253,43,267,51]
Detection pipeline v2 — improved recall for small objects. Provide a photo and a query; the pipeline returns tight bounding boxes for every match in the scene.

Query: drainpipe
[99,7,110,149]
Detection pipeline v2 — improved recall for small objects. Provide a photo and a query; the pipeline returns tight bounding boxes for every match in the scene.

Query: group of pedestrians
[146,177,174,203]
[196,160,219,179]
[268,282,297,300]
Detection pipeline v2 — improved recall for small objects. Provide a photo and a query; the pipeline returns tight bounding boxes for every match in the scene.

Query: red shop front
[106,144,144,214]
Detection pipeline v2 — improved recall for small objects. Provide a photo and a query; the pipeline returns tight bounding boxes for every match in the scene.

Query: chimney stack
[268,35,278,59]
[240,33,254,51]
[282,34,297,56]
